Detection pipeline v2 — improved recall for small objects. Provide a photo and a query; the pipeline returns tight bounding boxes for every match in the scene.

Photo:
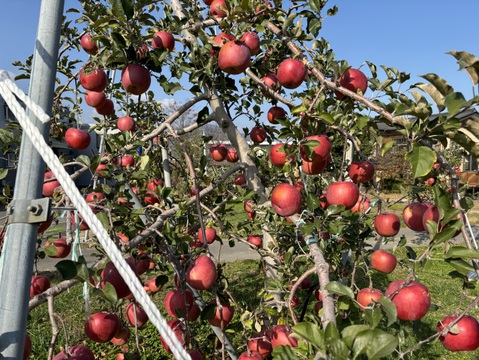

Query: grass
[26,246,479,359]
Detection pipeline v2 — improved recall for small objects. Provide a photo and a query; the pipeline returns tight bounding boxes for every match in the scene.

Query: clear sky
[1,0,478,121]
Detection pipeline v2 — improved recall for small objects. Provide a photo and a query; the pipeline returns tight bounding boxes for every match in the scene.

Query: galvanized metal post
[0,0,64,358]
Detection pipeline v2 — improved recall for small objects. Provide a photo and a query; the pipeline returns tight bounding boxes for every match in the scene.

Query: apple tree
[5,0,479,358]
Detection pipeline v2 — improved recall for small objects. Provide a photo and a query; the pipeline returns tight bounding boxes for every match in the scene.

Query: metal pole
[0,0,64,358]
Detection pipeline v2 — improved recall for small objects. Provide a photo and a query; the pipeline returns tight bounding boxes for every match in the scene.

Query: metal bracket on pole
[7,198,51,224]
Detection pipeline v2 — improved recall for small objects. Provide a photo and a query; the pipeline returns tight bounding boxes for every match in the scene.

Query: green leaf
[139,155,150,170]
[326,281,354,299]
[446,246,479,259]
[96,212,110,230]
[378,296,397,326]
[447,50,479,85]
[271,344,298,359]
[341,325,369,348]
[293,322,325,349]
[76,154,91,166]
[405,143,436,178]
[444,92,467,118]
[92,282,118,304]
[445,258,475,275]
[353,329,398,359]
[306,193,320,210]
[200,303,216,321]
[44,244,58,257]
[0,168,8,180]
[55,259,89,281]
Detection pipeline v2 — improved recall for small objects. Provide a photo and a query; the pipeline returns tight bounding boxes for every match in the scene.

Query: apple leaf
[405,143,436,178]
[271,344,298,359]
[306,193,320,210]
[444,92,467,118]
[353,329,398,359]
[445,258,475,275]
[414,83,446,112]
[0,168,8,180]
[200,303,216,321]
[44,244,59,257]
[378,296,397,326]
[55,259,89,281]
[92,282,118,305]
[433,226,460,244]
[341,325,369,348]
[292,322,325,349]
[447,50,479,85]
[325,281,354,299]
[446,246,479,259]
[96,212,110,230]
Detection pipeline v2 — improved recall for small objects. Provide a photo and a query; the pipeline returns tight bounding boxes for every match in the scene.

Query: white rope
[0,70,191,360]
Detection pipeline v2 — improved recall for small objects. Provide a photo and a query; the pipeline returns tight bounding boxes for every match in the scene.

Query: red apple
[300,134,331,162]
[238,351,263,360]
[350,194,371,213]
[126,302,149,328]
[325,181,359,209]
[186,255,217,290]
[85,192,105,204]
[261,73,281,97]
[247,234,262,247]
[198,227,216,244]
[234,173,246,185]
[208,301,235,328]
[52,345,95,360]
[301,157,328,175]
[84,311,121,343]
[45,237,72,259]
[80,34,98,55]
[151,31,175,51]
[85,90,106,108]
[248,331,272,358]
[267,106,286,124]
[188,349,205,360]
[438,315,479,351]
[271,325,298,349]
[119,155,135,168]
[65,128,91,150]
[79,67,107,92]
[117,116,136,132]
[100,258,138,299]
[348,161,375,183]
[95,98,114,116]
[209,144,228,161]
[277,58,306,89]
[240,31,260,56]
[160,319,189,353]
[121,63,151,95]
[209,0,227,18]
[217,40,251,75]
[425,177,435,186]
[244,199,256,213]
[226,147,239,162]
[250,126,266,143]
[385,280,430,321]
[111,326,131,346]
[371,249,397,274]
[357,288,383,310]
[403,202,430,232]
[43,171,61,197]
[164,289,195,319]
[30,275,50,297]
[374,213,401,237]
[336,68,368,100]
[147,178,164,190]
[270,143,290,168]
[213,32,234,46]
[271,183,302,217]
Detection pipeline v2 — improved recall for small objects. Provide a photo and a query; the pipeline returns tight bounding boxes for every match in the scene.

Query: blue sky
[1,0,478,124]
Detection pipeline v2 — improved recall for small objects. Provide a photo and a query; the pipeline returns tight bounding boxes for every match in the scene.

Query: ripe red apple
[85,191,105,204]
[271,325,298,348]
[267,106,286,124]
[84,311,121,343]
[160,319,189,353]
[198,227,216,244]
[52,345,95,360]
[218,40,251,75]
[100,258,138,299]
[209,0,227,18]
[271,183,302,217]
[244,199,256,213]
[385,280,430,321]
[43,171,61,197]
[119,155,135,168]
[209,144,228,161]
[147,178,164,190]
[403,202,430,232]
[348,161,375,183]
[301,157,328,175]
[85,90,106,108]
[261,73,281,98]
[357,288,383,310]
[45,237,72,259]
[371,249,397,273]
[374,213,401,237]
[336,68,368,100]
[269,143,290,168]
[188,349,205,360]
[213,32,234,46]
[30,275,51,297]
[111,326,131,346]
[422,205,440,233]
[325,181,359,209]
[65,128,91,150]
[79,67,107,92]
[126,302,149,328]
[186,255,217,290]
[234,173,246,186]
[438,315,479,351]
[350,194,371,213]
[300,134,331,162]
[164,289,195,319]
[247,234,262,247]
[121,64,151,95]
[80,34,99,55]
[240,31,260,56]
[117,116,136,132]
[226,147,239,162]
[250,126,266,143]
[151,31,175,51]
[248,331,272,358]
[238,351,263,360]
[426,177,435,186]
[95,98,114,115]
[208,301,235,328]
[277,58,306,89]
